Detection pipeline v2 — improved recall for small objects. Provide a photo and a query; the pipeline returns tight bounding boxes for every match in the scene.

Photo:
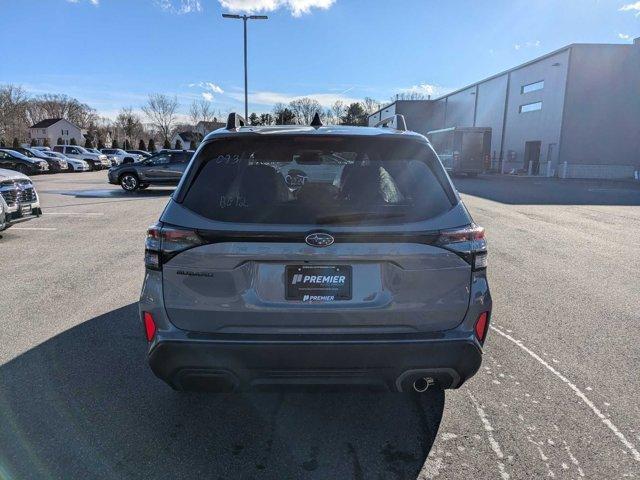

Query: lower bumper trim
[148,336,482,392]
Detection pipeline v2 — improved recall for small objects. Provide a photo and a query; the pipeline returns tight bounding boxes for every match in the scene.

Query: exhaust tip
[413,377,435,393]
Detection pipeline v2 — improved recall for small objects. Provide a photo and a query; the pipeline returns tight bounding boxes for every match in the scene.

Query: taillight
[145,223,204,270]
[143,311,156,341]
[474,311,490,343]
[436,224,487,270]
[145,224,162,270]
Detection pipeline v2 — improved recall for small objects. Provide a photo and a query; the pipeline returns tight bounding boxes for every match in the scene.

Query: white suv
[53,145,110,171]
[100,148,142,165]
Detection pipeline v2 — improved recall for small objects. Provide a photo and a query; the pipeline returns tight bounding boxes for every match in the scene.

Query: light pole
[222,13,268,120]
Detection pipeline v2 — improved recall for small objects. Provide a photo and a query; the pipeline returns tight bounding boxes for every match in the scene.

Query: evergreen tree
[85,138,94,149]
[174,139,183,149]
[124,138,131,150]
[12,137,19,148]
[0,138,5,148]
[112,138,119,149]
[163,138,171,149]
[341,103,368,126]
[148,138,156,152]
[43,138,50,148]
[57,137,64,145]
[138,139,146,151]
[30,138,37,147]
[70,137,77,146]
[97,137,105,149]
[249,113,260,125]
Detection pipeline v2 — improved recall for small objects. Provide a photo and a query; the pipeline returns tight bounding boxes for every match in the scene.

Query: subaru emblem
[305,232,334,247]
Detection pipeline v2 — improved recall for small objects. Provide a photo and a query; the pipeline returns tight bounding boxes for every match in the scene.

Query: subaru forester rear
[140,113,491,393]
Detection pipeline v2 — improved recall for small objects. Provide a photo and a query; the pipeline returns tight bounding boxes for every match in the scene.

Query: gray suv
[107,150,193,191]
[140,113,491,393]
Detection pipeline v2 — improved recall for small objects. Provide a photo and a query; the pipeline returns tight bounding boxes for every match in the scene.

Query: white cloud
[156,0,202,14]
[188,81,225,101]
[218,0,336,17]
[226,89,360,108]
[619,1,640,16]
[397,83,451,98]
[618,32,633,40]
[66,0,99,5]
[514,40,540,50]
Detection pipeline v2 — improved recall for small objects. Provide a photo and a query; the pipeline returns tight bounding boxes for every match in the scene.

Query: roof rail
[375,114,407,131]
[310,112,323,128]
[226,112,246,130]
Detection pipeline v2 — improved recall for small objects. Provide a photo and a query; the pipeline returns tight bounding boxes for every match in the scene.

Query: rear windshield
[181,135,454,225]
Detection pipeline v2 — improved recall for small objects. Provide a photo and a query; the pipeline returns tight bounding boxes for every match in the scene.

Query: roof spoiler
[226,112,246,130]
[375,114,407,131]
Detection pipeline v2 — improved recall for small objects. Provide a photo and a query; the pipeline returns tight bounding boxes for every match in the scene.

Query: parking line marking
[44,212,103,216]
[10,227,57,231]
[468,392,510,479]
[491,325,640,462]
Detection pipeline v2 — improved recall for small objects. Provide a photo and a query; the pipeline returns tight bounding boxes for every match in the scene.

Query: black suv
[107,150,193,191]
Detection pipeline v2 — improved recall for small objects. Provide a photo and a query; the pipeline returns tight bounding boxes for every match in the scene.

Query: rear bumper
[147,332,483,392]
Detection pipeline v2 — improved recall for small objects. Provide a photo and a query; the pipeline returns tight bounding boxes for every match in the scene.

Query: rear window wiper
[314,212,407,224]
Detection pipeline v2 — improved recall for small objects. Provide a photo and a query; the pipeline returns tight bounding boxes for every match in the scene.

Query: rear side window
[181,136,454,225]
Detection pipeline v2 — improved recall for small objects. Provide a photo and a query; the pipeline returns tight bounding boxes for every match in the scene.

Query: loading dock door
[524,141,541,175]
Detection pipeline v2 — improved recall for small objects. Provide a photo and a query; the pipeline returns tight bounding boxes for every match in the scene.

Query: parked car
[0,168,42,231]
[139,113,490,393]
[0,149,49,175]
[41,150,89,172]
[84,148,117,166]
[107,150,193,191]
[126,149,151,159]
[52,145,110,170]
[11,147,68,173]
[101,148,142,165]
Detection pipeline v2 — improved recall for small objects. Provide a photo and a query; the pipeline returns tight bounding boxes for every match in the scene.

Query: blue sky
[0,0,638,119]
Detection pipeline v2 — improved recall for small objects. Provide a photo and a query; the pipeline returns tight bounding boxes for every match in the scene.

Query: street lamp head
[249,15,269,19]
[222,13,242,19]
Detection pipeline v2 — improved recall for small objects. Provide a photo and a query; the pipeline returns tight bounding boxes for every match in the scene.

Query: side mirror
[123,158,134,164]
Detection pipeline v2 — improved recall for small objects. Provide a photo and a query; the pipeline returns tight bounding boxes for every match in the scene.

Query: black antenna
[310,112,323,128]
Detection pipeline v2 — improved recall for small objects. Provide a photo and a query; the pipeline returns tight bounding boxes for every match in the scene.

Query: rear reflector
[143,311,156,341]
[474,312,489,342]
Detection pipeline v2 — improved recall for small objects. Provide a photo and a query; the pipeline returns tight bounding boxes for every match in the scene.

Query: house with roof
[170,131,203,150]
[29,118,83,146]
[195,120,225,137]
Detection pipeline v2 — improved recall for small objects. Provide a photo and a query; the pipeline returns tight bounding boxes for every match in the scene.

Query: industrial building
[369,38,640,179]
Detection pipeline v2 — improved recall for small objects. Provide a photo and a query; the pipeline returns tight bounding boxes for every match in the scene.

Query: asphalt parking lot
[1,171,639,479]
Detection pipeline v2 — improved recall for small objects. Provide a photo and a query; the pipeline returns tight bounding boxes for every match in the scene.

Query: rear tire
[68,164,75,172]
[120,173,140,192]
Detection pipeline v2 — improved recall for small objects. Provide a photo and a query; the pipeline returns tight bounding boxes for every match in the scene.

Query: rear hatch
[156,133,476,335]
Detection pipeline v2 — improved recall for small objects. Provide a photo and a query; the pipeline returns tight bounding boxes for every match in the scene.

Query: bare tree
[331,101,346,125]
[189,99,216,127]
[25,93,97,129]
[289,97,322,125]
[142,94,178,144]
[392,92,430,101]
[0,84,29,141]
[116,107,144,145]
[363,97,381,115]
